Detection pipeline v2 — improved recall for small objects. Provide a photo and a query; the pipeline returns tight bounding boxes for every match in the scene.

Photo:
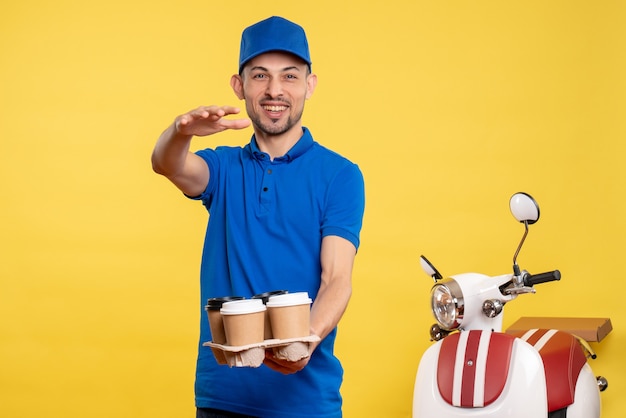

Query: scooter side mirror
[510,192,540,277]
[420,255,443,282]
[510,192,540,225]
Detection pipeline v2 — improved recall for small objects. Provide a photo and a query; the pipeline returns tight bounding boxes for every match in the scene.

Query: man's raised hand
[175,105,251,137]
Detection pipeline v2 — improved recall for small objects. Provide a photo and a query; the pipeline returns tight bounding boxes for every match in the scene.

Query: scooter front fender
[413,336,548,417]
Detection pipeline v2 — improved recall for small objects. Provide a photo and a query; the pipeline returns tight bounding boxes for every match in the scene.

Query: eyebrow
[249,65,302,73]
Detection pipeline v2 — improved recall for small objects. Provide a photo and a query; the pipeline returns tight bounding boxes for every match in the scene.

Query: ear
[230,74,245,100]
[305,73,318,100]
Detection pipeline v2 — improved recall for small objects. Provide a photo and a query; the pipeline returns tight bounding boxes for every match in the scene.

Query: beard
[247,102,305,136]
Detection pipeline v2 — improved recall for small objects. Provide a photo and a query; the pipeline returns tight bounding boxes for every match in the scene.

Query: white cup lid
[220,299,266,315]
[266,292,312,307]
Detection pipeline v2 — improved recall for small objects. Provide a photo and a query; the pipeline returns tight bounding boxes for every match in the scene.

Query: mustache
[260,97,290,105]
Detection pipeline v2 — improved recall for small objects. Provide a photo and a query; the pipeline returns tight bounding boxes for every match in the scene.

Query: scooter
[413,192,608,418]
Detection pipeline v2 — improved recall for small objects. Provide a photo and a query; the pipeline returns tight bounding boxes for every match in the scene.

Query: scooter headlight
[430,279,464,330]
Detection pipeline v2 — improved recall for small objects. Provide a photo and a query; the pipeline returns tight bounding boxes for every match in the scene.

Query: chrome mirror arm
[512,220,529,281]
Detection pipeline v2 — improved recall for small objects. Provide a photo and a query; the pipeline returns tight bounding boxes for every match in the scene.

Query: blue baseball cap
[239,16,311,73]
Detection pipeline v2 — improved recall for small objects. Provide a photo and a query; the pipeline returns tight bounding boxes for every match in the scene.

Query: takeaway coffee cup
[220,299,267,346]
[266,292,312,340]
[205,296,244,364]
[253,290,288,339]
[205,296,245,345]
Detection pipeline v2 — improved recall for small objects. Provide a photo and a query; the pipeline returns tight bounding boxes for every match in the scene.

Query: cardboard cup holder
[204,335,320,368]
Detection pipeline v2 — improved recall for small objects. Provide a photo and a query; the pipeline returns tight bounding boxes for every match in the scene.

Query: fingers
[180,105,229,124]
[199,106,227,121]
[221,117,251,130]
[201,105,244,118]
[263,350,309,375]
[175,105,250,136]
[219,105,245,117]
[176,108,207,131]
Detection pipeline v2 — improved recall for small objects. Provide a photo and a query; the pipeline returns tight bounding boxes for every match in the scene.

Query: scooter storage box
[505,317,612,342]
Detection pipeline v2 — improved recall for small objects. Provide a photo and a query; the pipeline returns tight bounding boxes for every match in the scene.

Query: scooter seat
[511,329,587,412]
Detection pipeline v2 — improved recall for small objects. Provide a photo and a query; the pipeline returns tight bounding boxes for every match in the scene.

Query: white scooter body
[412,274,602,418]
[414,336,601,417]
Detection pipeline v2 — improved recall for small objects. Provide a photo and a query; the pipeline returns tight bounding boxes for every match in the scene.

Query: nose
[265,77,283,98]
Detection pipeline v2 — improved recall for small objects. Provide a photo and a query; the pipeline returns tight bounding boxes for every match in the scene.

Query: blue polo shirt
[190,127,365,418]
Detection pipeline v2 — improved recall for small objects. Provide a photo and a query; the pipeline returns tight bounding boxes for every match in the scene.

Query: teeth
[263,105,287,112]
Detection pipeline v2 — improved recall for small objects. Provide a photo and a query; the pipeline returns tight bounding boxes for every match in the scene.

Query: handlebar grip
[524,270,561,287]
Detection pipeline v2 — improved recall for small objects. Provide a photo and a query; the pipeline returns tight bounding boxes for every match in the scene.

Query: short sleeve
[321,163,365,250]
[186,148,220,202]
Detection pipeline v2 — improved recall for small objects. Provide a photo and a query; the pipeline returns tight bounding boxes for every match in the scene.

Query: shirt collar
[249,127,314,162]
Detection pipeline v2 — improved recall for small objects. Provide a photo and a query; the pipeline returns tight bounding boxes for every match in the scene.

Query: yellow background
[1,0,624,417]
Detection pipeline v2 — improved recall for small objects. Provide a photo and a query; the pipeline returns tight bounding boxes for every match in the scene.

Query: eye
[252,73,267,80]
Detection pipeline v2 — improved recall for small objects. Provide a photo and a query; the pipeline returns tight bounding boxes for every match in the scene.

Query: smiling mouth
[263,105,288,112]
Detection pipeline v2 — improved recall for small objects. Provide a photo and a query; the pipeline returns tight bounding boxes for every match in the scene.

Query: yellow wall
[1,1,624,417]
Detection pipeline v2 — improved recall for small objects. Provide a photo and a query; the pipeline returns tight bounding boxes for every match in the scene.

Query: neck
[254,124,303,160]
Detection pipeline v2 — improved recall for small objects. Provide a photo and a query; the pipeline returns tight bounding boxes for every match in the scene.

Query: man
[152,16,365,418]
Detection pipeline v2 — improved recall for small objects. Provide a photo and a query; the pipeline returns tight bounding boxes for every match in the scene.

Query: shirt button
[267,169,272,174]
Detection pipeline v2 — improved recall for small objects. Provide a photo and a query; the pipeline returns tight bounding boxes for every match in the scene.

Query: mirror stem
[512,221,529,276]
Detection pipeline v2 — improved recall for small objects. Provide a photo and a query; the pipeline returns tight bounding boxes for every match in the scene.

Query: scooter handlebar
[524,270,561,287]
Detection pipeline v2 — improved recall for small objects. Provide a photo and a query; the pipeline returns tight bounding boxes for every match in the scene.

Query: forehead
[244,51,309,72]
